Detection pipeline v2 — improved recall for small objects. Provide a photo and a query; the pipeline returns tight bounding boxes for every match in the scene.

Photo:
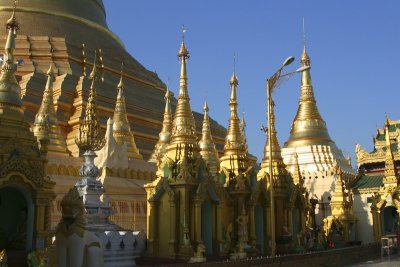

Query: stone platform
[137,243,380,267]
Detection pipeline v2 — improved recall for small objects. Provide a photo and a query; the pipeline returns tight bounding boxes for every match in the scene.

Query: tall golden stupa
[281,37,356,225]
[0,0,226,159]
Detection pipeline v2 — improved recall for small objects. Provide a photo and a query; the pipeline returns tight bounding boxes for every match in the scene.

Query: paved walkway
[345,254,400,267]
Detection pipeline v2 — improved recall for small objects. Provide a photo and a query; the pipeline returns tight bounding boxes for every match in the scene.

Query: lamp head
[282,56,295,67]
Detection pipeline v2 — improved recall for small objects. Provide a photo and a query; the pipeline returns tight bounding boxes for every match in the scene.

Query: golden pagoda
[112,65,142,159]
[0,0,226,159]
[145,32,212,259]
[0,4,55,259]
[282,42,353,173]
[281,34,356,227]
[32,63,70,156]
[198,101,219,176]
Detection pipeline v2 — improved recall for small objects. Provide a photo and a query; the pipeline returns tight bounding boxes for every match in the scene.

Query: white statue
[95,118,128,170]
[54,187,104,267]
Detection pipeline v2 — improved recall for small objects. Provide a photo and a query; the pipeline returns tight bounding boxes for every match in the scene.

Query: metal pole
[267,79,276,256]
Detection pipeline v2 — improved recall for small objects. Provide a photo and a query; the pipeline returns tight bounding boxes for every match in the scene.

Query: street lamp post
[266,57,310,256]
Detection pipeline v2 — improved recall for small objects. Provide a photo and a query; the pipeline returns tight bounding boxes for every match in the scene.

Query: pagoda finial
[4,0,18,67]
[113,61,142,159]
[75,50,105,152]
[118,62,124,90]
[230,54,239,87]
[33,63,69,155]
[302,18,307,50]
[199,100,219,175]
[6,1,19,32]
[383,121,397,180]
[169,27,197,147]
[301,18,310,68]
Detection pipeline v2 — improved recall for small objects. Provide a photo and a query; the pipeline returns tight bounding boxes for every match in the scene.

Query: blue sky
[103,1,400,167]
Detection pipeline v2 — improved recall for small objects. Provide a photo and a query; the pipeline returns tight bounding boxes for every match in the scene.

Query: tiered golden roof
[32,64,70,156]
[284,44,333,148]
[148,87,172,163]
[199,101,219,175]
[75,51,105,152]
[113,65,142,159]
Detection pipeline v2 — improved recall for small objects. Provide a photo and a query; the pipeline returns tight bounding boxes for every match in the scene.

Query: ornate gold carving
[75,50,105,152]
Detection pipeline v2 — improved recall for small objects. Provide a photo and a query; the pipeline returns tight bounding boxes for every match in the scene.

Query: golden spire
[199,100,219,175]
[0,1,22,111]
[383,119,397,183]
[219,58,249,176]
[240,111,248,153]
[284,22,333,148]
[223,69,245,155]
[75,50,105,152]
[32,63,69,155]
[292,153,303,185]
[169,26,197,147]
[261,98,285,168]
[149,86,173,163]
[113,63,142,159]
[0,3,39,148]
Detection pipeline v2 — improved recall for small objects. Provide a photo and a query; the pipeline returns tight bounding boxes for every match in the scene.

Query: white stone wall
[352,192,375,244]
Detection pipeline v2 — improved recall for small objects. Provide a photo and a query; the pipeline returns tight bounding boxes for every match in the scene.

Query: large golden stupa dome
[0,0,225,159]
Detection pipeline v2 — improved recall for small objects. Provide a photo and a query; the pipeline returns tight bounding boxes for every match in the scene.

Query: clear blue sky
[103,0,400,167]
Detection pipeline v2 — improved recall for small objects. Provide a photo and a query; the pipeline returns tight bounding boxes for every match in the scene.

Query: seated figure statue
[53,187,103,267]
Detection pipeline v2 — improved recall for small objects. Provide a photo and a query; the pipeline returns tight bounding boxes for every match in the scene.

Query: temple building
[353,117,400,244]
[0,0,227,237]
[145,34,311,259]
[281,41,357,226]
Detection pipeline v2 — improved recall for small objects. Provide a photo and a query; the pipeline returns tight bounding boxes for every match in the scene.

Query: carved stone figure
[54,187,104,267]
[237,207,249,243]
